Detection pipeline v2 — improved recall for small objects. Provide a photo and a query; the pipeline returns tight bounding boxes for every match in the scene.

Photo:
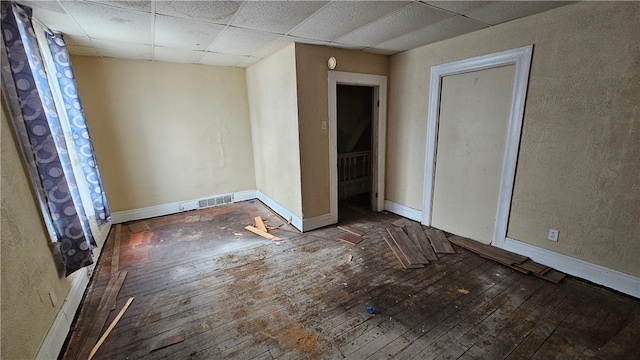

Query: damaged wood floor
[61,201,640,360]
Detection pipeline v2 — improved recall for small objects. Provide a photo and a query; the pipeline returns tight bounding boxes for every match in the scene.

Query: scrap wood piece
[337,224,367,237]
[111,224,122,278]
[425,228,456,254]
[185,215,201,223]
[339,233,363,246]
[511,259,550,275]
[254,216,267,232]
[391,218,408,228]
[405,221,438,261]
[149,330,186,352]
[448,235,527,265]
[347,254,353,262]
[88,297,134,360]
[383,236,424,269]
[128,221,150,233]
[76,271,128,360]
[244,225,280,241]
[386,227,430,265]
[533,269,566,284]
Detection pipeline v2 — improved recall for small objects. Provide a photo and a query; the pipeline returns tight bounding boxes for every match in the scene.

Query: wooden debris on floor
[405,221,438,261]
[383,236,424,269]
[339,233,363,246]
[127,221,150,233]
[337,224,367,237]
[149,330,186,352]
[386,227,430,265]
[245,216,281,241]
[424,228,456,254]
[448,235,565,283]
[347,254,353,262]
[88,297,134,360]
[110,224,122,277]
[391,218,407,228]
[185,215,201,223]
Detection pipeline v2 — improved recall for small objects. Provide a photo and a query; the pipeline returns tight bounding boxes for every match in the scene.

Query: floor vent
[198,194,234,209]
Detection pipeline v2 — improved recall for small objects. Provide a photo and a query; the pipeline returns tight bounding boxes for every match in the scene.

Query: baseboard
[256,190,303,231]
[111,190,258,224]
[303,213,334,232]
[384,200,423,222]
[502,237,640,298]
[36,223,112,360]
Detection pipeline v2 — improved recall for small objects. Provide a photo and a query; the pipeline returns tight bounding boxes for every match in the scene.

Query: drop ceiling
[19,0,573,67]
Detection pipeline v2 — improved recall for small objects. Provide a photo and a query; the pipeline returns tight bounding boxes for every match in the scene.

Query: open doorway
[337,85,374,216]
[328,71,387,225]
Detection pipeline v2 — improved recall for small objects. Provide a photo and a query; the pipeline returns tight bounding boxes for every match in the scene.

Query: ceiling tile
[67,45,99,57]
[155,1,241,25]
[464,1,573,25]
[208,27,282,56]
[231,1,329,35]
[363,48,399,56]
[62,1,152,43]
[289,1,411,41]
[376,16,487,51]
[154,47,205,64]
[423,1,494,15]
[155,15,225,51]
[62,34,94,47]
[83,1,152,13]
[250,37,294,59]
[90,38,152,60]
[27,4,86,36]
[18,1,66,13]
[199,52,257,67]
[337,3,454,47]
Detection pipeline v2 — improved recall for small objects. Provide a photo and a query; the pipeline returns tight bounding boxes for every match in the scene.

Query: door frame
[328,71,387,223]
[422,45,533,247]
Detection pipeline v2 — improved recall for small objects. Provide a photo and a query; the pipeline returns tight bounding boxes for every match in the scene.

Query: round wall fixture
[328,56,337,70]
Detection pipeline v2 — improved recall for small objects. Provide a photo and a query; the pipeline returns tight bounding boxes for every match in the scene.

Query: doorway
[328,71,387,224]
[422,46,533,247]
[337,85,374,216]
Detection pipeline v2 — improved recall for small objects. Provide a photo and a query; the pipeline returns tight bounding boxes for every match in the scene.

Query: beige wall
[245,44,303,217]
[72,56,256,212]
[294,44,388,218]
[388,1,640,276]
[1,98,77,359]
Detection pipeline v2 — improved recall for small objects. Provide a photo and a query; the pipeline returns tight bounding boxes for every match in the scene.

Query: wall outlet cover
[548,229,559,241]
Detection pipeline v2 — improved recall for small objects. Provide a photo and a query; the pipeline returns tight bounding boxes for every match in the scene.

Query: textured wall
[72,56,256,212]
[388,1,640,276]
[1,98,78,359]
[295,44,388,218]
[246,44,303,217]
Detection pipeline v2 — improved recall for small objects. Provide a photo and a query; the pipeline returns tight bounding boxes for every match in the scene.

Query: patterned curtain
[44,32,111,226]
[1,2,106,275]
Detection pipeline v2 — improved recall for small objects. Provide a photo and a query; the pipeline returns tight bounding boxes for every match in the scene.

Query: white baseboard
[502,237,640,298]
[256,190,303,231]
[36,223,112,360]
[384,200,423,222]
[111,190,258,224]
[303,213,334,231]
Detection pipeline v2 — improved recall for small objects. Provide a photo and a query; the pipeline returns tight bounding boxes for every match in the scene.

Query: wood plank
[382,236,424,269]
[391,218,407,228]
[254,216,267,232]
[244,225,280,241]
[75,271,128,360]
[386,227,429,265]
[511,259,550,275]
[425,228,456,254]
[449,235,527,265]
[533,269,566,284]
[149,330,185,352]
[338,224,367,237]
[111,224,121,278]
[88,297,134,360]
[405,221,438,261]
[185,215,200,223]
[340,233,363,246]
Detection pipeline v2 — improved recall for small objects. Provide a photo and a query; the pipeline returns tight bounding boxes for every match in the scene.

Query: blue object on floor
[367,306,375,314]
[249,200,254,204]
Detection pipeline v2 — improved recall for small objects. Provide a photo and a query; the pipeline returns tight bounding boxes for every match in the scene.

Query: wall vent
[197,194,234,209]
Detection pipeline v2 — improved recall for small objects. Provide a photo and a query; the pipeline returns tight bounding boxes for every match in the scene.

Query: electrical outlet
[548,229,559,241]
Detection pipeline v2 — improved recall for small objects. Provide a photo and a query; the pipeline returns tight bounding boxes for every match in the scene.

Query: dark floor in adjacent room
[61,201,640,360]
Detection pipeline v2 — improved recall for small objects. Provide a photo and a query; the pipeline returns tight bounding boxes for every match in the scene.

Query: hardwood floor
[61,201,640,360]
